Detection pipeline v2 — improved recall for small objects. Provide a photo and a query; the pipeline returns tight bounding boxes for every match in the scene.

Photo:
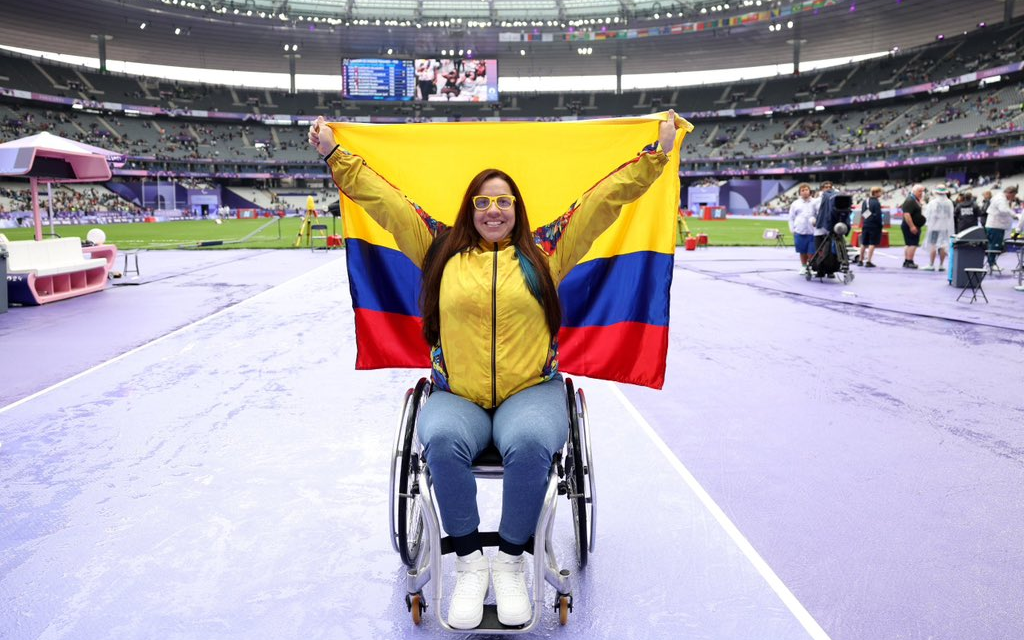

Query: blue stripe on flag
[346,238,422,317]
[559,251,672,328]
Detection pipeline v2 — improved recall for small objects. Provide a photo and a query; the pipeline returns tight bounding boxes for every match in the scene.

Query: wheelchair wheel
[564,378,590,569]
[392,377,430,567]
[577,386,596,554]
[389,387,413,555]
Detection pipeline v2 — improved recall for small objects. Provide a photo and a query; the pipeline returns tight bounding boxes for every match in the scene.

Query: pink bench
[1,235,116,305]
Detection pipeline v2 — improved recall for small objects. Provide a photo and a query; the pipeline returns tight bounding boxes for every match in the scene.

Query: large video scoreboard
[342,58,416,101]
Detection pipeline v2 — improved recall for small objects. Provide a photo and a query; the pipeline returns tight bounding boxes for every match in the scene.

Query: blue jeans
[417,375,568,546]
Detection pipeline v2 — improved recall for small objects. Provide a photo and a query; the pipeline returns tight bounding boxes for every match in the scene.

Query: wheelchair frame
[388,376,596,631]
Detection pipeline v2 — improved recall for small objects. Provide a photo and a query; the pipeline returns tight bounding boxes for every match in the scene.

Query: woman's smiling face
[473,176,516,243]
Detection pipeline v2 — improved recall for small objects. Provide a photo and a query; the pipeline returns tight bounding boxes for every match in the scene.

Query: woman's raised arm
[537,111,682,282]
[310,116,440,266]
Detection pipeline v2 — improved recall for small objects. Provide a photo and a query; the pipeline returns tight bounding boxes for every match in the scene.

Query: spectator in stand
[900,184,926,268]
[812,180,836,252]
[984,184,1018,272]
[788,183,817,274]
[922,185,955,271]
[857,186,884,268]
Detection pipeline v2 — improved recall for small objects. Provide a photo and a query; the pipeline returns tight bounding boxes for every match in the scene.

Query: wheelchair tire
[577,386,596,554]
[564,378,588,569]
[396,377,430,567]
[388,386,414,555]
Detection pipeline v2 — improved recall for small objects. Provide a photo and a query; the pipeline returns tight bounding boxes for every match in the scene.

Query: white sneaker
[492,551,532,626]
[448,551,489,629]
[921,265,935,271]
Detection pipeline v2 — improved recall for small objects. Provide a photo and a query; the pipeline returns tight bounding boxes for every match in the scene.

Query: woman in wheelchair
[309,113,680,629]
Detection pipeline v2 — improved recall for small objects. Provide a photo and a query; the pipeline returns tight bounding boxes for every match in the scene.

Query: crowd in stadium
[2,12,1024,228]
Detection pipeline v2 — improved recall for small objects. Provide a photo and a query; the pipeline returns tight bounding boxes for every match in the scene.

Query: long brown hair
[420,169,562,346]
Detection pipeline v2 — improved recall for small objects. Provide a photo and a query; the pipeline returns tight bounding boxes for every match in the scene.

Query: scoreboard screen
[414,59,499,102]
[342,58,416,101]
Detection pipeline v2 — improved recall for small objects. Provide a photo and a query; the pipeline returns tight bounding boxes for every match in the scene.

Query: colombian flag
[328,113,693,389]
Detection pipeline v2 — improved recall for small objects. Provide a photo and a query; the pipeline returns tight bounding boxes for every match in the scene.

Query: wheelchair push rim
[389,387,414,554]
[393,378,430,567]
[577,386,596,554]
[564,378,594,569]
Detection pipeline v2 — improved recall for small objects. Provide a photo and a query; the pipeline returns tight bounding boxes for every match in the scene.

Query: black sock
[451,530,482,557]
[498,537,527,556]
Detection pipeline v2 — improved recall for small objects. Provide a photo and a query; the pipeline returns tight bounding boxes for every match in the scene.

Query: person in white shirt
[788,183,817,274]
[922,185,955,271]
[985,184,1018,270]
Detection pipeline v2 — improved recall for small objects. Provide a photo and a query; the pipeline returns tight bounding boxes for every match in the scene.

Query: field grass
[1,217,316,250]
[680,216,907,247]
[1,215,907,249]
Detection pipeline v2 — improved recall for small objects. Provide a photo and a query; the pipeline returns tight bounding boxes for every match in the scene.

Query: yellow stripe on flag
[329,113,693,261]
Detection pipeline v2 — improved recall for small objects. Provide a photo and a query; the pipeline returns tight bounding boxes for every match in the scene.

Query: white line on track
[0,258,342,417]
[607,381,833,640]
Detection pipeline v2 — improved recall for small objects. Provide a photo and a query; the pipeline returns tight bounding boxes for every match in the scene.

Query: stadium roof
[0,0,1015,78]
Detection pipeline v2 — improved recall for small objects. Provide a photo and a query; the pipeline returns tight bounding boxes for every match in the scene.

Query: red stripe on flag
[354,308,431,370]
[559,322,668,389]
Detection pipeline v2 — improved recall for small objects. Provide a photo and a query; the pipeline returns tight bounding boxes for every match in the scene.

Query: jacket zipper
[491,242,498,408]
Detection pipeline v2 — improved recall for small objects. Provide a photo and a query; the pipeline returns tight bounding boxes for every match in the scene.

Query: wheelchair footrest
[477,604,526,631]
[439,531,535,556]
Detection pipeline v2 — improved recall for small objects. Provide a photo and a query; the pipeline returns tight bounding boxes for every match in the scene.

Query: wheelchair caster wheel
[555,594,573,625]
[406,592,425,625]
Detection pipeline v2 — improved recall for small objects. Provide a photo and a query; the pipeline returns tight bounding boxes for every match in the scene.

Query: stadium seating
[2,18,1024,218]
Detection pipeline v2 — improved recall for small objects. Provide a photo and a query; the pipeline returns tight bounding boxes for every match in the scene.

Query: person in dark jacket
[812,181,836,252]
[954,192,982,232]
[979,189,992,227]
[857,186,884,267]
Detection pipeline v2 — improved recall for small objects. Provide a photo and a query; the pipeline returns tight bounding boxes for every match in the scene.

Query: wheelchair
[388,376,596,632]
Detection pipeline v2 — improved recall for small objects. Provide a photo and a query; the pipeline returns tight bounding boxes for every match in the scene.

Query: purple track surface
[1,246,1022,640]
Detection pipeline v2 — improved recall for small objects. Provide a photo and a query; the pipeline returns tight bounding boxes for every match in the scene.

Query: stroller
[807,194,855,284]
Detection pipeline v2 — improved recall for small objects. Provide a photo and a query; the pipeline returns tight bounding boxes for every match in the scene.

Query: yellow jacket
[327,145,669,408]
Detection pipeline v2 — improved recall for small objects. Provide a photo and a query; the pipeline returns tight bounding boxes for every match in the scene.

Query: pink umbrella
[0,131,124,241]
